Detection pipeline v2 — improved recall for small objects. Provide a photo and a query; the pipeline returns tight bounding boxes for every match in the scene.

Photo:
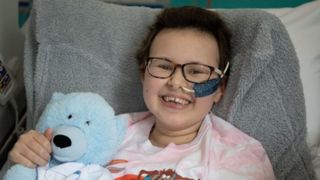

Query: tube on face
[182,78,221,97]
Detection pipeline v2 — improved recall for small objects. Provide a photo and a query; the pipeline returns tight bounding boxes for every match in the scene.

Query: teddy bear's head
[35,92,127,166]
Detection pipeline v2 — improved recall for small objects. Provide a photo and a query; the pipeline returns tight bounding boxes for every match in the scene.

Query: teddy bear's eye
[85,121,90,126]
[68,114,72,119]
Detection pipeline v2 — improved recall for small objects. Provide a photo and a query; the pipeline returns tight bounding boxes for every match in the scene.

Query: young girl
[9,6,275,179]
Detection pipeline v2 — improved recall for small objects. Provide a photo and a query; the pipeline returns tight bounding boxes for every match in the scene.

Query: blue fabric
[193,78,221,97]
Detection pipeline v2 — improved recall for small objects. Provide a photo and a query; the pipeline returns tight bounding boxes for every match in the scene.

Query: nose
[53,134,72,148]
[167,67,187,89]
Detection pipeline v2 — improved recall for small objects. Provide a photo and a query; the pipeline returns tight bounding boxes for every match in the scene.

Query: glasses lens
[148,58,174,78]
[184,64,212,83]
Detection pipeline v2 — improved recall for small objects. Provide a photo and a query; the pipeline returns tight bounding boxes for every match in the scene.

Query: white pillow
[264,1,320,148]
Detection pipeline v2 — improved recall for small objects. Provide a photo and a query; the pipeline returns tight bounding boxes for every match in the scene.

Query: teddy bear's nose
[53,134,72,148]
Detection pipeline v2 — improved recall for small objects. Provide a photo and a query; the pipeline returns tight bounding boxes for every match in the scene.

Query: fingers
[27,131,52,160]
[9,150,36,168]
[33,129,52,154]
[9,130,51,167]
[44,128,53,141]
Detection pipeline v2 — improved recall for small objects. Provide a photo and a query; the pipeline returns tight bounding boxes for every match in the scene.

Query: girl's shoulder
[208,113,261,146]
[208,114,275,179]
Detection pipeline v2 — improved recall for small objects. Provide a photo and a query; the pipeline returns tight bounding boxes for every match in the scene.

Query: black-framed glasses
[146,57,228,83]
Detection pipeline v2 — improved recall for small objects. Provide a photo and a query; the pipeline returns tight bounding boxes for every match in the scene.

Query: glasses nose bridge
[171,63,188,81]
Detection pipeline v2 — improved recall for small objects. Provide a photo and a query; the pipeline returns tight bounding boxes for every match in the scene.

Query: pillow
[264,0,320,149]
[25,0,315,179]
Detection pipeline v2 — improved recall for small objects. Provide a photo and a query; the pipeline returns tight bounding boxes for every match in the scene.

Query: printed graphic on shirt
[109,159,194,180]
[116,168,193,180]
[138,169,193,180]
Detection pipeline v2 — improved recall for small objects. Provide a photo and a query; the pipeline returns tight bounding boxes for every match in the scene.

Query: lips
[161,95,191,105]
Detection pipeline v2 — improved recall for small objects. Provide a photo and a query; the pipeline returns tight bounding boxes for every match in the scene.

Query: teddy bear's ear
[51,92,65,101]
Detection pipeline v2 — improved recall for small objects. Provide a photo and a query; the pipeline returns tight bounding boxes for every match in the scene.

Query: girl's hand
[9,128,52,168]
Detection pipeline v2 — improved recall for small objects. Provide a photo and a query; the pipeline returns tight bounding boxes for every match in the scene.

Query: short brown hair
[136,6,232,78]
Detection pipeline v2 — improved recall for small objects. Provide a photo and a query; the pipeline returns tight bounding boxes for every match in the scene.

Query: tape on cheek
[193,78,221,97]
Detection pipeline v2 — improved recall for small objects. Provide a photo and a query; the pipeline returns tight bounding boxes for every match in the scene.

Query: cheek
[195,95,215,112]
[143,85,153,103]
[142,75,163,102]
[142,75,154,95]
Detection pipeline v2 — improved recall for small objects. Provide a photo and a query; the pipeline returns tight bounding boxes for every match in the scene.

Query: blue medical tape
[193,78,221,97]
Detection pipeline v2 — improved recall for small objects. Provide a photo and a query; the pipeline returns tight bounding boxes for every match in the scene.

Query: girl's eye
[157,64,173,71]
[190,70,202,74]
[85,121,91,126]
[188,69,206,75]
[68,114,72,119]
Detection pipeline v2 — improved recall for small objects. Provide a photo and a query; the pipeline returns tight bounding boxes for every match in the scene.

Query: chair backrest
[24,0,315,179]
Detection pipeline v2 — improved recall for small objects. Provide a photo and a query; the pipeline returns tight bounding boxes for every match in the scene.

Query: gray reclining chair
[24,0,315,179]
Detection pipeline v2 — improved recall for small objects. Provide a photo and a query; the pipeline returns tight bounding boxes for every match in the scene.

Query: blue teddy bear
[4,92,128,180]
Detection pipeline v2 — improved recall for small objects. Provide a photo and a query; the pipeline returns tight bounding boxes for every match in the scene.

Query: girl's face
[142,28,223,134]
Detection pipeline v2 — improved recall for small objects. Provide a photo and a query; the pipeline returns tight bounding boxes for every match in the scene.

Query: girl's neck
[148,123,201,148]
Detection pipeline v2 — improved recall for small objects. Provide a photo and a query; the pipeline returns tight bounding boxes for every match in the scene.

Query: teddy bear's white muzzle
[51,125,87,162]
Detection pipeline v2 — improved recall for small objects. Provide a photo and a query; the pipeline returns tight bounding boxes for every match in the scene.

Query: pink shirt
[108,112,275,180]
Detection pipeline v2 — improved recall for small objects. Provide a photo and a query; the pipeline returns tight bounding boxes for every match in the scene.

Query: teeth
[163,96,190,105]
